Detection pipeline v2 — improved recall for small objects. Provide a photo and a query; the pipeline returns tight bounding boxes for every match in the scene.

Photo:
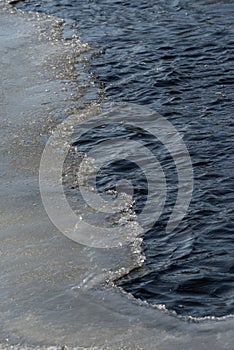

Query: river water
[0,0,234,349]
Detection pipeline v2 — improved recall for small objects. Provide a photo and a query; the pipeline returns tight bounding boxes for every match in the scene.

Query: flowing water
[0,0,234,349]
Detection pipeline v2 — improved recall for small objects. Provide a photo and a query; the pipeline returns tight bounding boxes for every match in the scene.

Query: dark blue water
[16,0,234,318]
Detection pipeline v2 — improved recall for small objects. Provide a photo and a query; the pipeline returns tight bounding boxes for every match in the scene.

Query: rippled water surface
[15,0,234,318]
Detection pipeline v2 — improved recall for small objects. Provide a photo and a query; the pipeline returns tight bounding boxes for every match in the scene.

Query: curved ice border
[39,102,193,248]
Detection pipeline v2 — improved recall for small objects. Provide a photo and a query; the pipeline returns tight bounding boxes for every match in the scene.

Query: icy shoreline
[0,2,233,349]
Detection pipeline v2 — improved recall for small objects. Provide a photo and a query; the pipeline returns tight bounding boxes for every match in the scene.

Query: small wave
[1,1,234,349]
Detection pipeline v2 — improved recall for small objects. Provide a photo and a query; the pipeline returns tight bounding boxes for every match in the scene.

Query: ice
[0,2,233,349]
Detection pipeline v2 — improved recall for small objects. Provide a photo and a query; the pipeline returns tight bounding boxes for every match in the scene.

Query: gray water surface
[0,2,233,349]
[14,0,234,319]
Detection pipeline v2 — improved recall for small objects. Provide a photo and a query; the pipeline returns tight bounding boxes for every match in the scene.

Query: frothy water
[0,1,234,349]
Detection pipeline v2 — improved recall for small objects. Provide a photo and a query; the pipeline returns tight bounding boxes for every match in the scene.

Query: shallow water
[14,0,234,318]
[0,1,234,349]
